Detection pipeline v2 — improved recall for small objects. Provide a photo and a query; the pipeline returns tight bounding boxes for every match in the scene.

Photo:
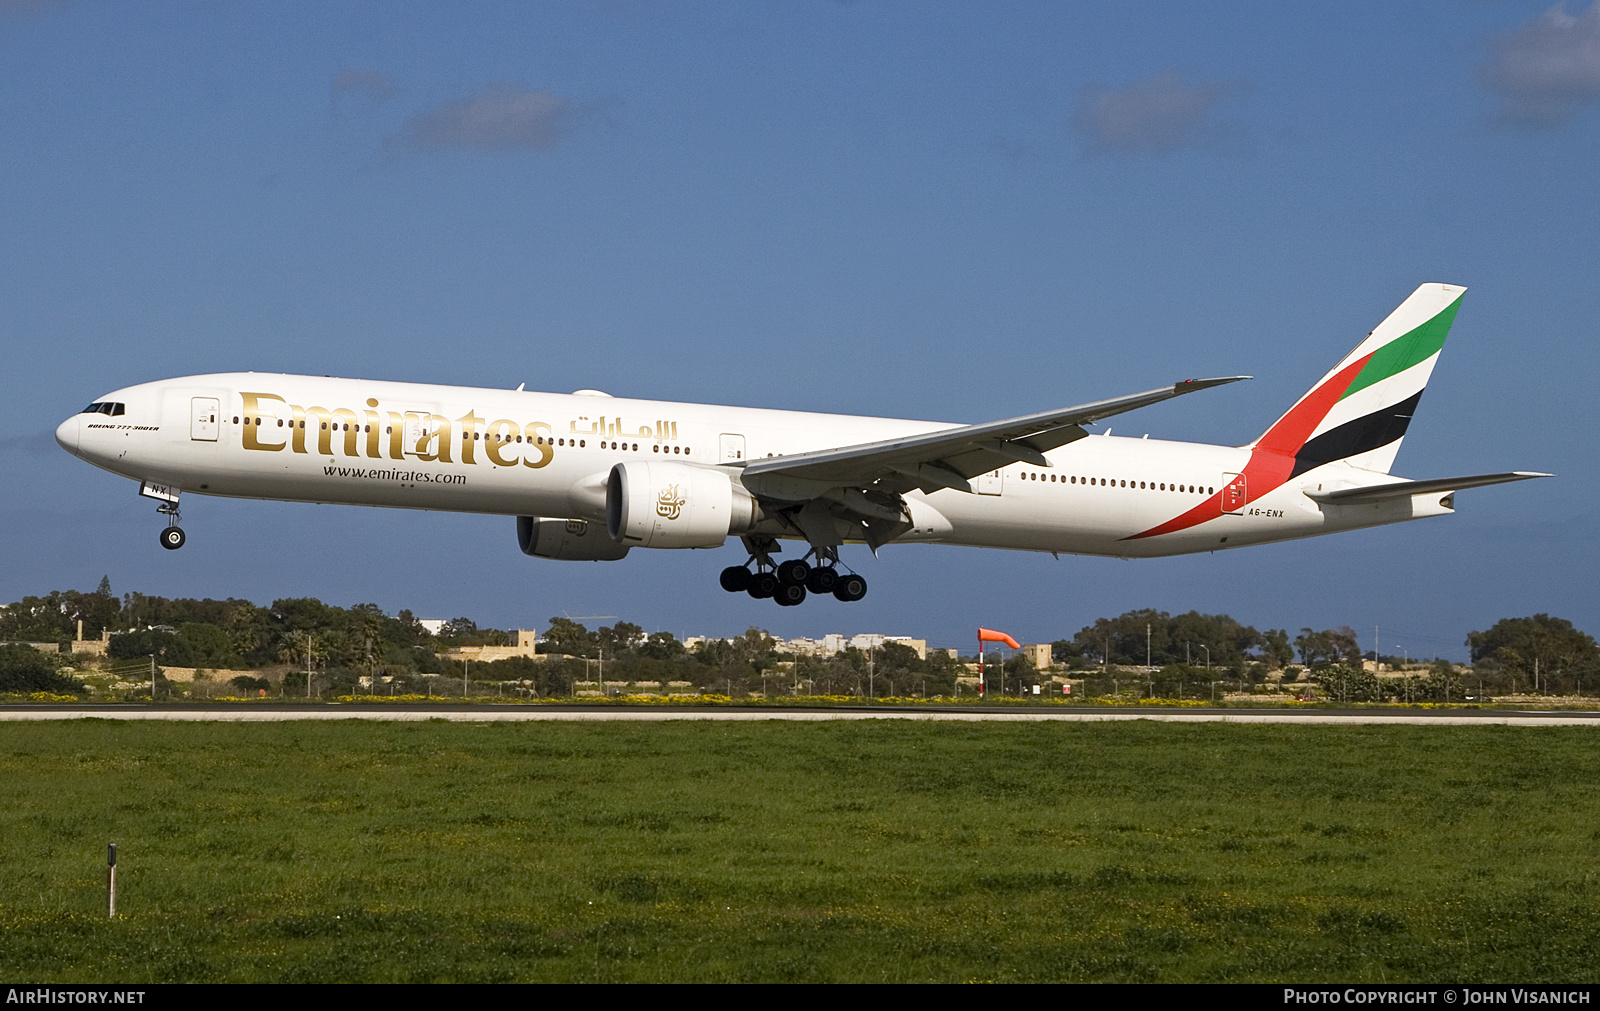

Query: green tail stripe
[1338,294,1463,402]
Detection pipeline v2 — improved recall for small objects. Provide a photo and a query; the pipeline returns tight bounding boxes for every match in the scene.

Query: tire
[832,573,867,602]
[160,526,186,550]
[748,571,779,599]
[719,565,751,593]
[805,566,838,594]
[774,583,807,607]
[776,559,811,586]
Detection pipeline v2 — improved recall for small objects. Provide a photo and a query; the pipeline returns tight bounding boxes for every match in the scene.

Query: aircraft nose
[55,414,80,456]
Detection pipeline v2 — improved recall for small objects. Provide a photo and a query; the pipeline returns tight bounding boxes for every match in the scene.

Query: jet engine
[606,461,760,549]
[517,516,631,561]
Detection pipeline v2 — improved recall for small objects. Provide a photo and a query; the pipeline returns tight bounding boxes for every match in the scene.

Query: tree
[109,629,193,666]
[637,631,685,660]
[1072,609,1267,668]
[596,622,644,658]
[176,622,240,668]
[1261,629,1294,669]
[1467,615,1599,694]
[1313,662,1381,703]
[875,641,923,697]
[485,656,568,697]
[438,616,506,647]
[1002,652,1039,695]
[1050,638,1083,666]
[541,618,594,658]
[1295,626,1361,667]
[0,645,85,694]
[1422,660,1463,702]
[922,649,963,696]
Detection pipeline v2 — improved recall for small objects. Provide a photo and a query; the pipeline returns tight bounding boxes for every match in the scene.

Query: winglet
[1175,375,1251,393]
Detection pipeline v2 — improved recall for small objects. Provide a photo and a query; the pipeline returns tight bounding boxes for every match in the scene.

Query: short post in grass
[107,843,117,918]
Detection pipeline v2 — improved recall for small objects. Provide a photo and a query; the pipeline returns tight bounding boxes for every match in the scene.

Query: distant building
[10,641,62,654]
[781,634,847,656]
[71,620,110,656]
[772,634,927,660]
[417,618,447,636]
[851,635,927,660]
[1022,644,1053,669]
[443,629,545,663]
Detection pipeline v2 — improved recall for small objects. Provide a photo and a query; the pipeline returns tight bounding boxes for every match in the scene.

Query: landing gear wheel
[748,571,779,599]
[833,573,867,602]
[720,566,752,593]
[776,559,811,586]
[805,566,838,594]
[160,526,186,551]
[774,583,807,607]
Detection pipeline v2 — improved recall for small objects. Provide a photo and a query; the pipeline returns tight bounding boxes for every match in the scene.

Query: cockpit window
[82,403,103,414]
[81,402,124,416]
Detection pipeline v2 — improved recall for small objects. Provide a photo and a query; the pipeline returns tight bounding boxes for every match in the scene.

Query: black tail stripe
[1290,389,1424,479]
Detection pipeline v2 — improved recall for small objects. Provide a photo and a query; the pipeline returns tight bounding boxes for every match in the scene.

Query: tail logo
[1125,283,1464,542]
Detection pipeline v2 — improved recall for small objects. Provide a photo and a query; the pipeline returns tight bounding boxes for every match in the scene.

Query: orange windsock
[977,628,1021,650]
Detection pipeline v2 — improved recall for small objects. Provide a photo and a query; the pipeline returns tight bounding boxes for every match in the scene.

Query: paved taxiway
[3,705,1599,725]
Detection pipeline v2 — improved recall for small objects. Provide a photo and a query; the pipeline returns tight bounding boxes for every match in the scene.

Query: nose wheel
[157,501,185,550]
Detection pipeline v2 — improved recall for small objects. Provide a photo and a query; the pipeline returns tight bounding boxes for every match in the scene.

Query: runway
[3,704,1599,726]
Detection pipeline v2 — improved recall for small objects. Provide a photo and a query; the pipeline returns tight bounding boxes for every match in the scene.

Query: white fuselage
[56,373,1452,559]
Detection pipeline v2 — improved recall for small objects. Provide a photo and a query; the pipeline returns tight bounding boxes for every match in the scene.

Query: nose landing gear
[157,502,185,550]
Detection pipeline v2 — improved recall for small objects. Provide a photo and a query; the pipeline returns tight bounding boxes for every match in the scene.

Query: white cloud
[390,84,582,153]
[1483,2,1600,128]
[1070,70,1250,156]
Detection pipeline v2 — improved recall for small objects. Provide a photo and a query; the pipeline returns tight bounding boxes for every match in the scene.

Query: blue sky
[3,1,1598,658]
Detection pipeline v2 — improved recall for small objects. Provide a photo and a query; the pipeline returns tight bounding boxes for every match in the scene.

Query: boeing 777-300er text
[58,283,1547,606]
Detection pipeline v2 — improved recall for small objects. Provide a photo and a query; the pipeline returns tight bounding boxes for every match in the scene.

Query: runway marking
[2,708,1599,726]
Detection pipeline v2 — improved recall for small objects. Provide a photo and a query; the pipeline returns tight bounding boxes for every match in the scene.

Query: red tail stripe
[1125,353,1373,541]
[1254,352,1371,456]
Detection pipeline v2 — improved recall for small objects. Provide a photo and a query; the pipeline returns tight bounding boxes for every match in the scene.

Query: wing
[742,376,1250,497]
[1305,471,1551,505]
[735,376,1249,551]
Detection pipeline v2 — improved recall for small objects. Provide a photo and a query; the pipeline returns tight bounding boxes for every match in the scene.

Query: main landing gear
[719,543,867,606]
[157,502,185,550]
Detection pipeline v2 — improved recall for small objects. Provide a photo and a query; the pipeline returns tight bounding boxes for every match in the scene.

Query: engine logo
[656,484,687,520]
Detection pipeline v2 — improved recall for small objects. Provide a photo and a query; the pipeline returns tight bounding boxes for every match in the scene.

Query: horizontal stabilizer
[1306,471,1551,505]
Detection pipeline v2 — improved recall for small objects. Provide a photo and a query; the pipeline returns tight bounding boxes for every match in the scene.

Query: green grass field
[1,718,1597,982]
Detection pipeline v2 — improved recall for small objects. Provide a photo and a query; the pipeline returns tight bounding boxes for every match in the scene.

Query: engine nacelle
[606,461,758,549]
[517,516,631,561]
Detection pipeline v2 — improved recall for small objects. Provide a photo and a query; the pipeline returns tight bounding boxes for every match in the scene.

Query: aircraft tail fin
[1250,283,1465,477]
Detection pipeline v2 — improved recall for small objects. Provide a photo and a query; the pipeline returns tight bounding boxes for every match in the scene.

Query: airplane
[56,283,1547,607]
